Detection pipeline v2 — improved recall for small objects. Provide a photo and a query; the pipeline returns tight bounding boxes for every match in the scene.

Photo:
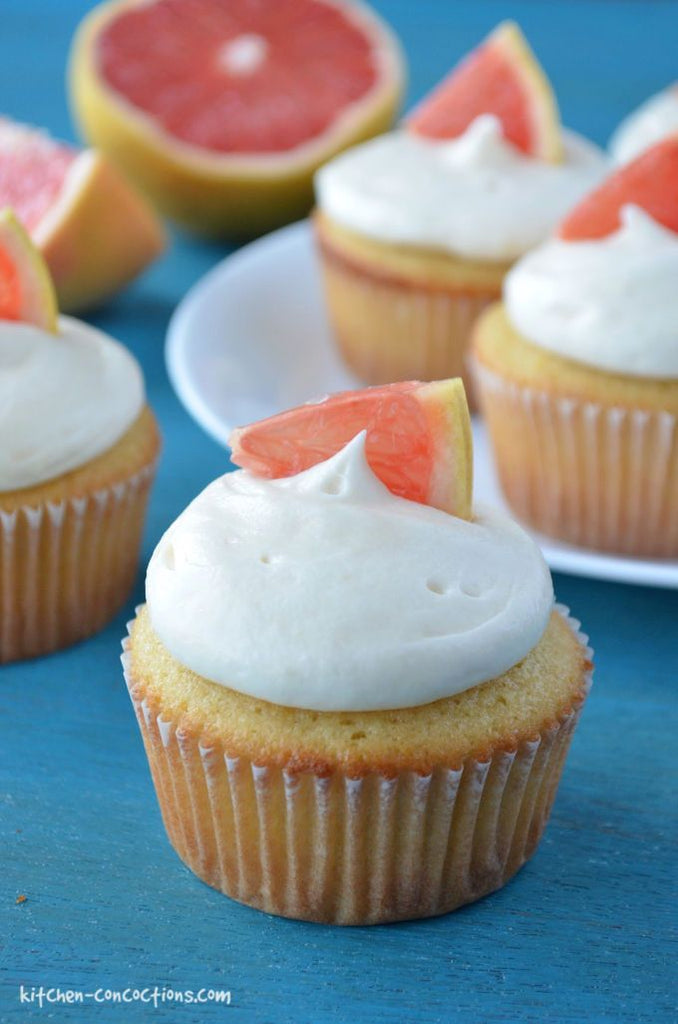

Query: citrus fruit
[229,379,473,519]
[0,116,165,312]
[560,137,678,240]
[406,21,563,163]
[69,0,405,239]
[0,207,58,332]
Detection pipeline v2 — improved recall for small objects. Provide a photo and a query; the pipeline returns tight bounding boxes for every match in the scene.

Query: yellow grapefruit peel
[68,0,405,238]
[416,378,473,521]
[0,208,59,333]
[493,21,563,164]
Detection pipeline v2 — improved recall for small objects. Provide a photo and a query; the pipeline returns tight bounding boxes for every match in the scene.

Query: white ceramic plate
[167,220,678,589]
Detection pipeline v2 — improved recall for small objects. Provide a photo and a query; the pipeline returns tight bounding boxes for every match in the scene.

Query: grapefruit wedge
[560,137,678,240]
[229,379,473,519]
[0,208,58,331]
[0,116,165,312]
[407,21,563,163]
[69,0,405,239]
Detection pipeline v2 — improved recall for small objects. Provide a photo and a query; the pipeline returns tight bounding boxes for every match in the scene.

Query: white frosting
[505,206,678,378]
[146,434,553,712]
[610,86,678,164]
[315,115,607,261]
[0,316,144,491]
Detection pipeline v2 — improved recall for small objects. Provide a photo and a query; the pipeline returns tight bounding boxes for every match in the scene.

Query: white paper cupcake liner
[474,360,678,557]
[317,240,503,405]
[122,606,592,925]
[0,461,156,663]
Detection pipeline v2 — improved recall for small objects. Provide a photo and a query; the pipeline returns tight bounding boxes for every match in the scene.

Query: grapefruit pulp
[229,379,473,519]
[407,21,562,163]
[69,0,405,238]
[0,116,165,312]
[0,208,58,332]
[560,137,678,240]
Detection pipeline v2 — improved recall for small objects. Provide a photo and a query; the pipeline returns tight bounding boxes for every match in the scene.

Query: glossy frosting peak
[146,434,553,711]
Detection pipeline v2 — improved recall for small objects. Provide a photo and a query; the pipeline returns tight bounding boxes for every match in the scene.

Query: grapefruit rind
[68,0,405,238]
[497,23,563,164]
[36,148,166,312]
[415,379,473,521]
[0,208,58,332]
[0,117,165,312]
[559,136,678,240]
[407,21,563,164]
[229,378,473,520]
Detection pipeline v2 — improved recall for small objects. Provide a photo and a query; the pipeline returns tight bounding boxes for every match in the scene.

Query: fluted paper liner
[317,243,501,406]
[0,462,156,663]
[122,608,592,925]
[474,360,678,557]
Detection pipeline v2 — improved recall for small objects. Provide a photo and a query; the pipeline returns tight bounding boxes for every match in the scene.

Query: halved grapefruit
[69,0,405,239]
[0,116,165,312]
[406,21,563,163]
[0,208,58,332]
[229,379,473,519]
[560,137,678,240]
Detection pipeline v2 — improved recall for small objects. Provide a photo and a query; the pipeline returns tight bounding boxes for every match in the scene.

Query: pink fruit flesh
[230,382,442,506]
[0,119,75,231]
[407,35,534,153]
[0,245,21,320]
[96,0,381,154]
[560,137,678,240]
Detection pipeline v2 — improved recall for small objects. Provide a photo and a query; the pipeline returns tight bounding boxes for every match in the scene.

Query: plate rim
[166,220,310,449]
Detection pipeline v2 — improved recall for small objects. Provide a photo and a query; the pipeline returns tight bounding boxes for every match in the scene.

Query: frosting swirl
[505,205,678,378]
[0,316,144,491]
[315,115,607,262]
[146,434,553,712]
[610,86,678,164]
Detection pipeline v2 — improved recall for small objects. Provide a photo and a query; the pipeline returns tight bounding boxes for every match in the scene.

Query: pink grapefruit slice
[229,379,473,519]
[559,136,678,240]
[406,21,563,163]
[69,0,405,238]
[0,116,165,312]
[0,208,58,332]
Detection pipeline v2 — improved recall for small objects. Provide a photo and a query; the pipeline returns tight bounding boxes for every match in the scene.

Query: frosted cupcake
[314,22,606,397]
[610,83,678,163]
[472,139,678,557]
[0,210,159,661]
[122,380,592,925]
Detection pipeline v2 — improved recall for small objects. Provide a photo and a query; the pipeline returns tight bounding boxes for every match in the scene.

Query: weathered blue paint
[2,3,677,1022]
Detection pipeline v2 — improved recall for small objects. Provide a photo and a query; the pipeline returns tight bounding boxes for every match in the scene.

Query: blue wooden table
[2,3,677,1022]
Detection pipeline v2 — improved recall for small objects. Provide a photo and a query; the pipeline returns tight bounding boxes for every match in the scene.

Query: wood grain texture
[1,2,677,1022]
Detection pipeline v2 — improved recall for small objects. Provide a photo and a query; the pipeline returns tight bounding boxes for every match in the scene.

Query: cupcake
[0,209,160,662]
[314,22,606,399]
[472,139,678,557]
[610,83,678,163]
[122,380,592,925]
